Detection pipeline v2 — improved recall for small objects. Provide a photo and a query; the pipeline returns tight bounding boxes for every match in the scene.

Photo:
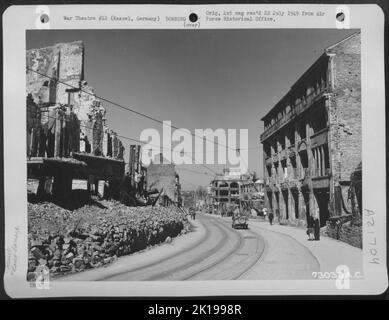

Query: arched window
[230,182,239,189]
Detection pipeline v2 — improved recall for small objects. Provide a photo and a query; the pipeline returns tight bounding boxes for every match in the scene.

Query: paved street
[57,212,364,281]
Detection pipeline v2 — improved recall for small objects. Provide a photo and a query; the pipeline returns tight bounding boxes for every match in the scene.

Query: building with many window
[209,168,258,214]
[260,32,361,228]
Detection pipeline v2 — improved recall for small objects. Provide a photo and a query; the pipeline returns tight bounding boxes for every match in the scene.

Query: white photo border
[2,4,387,297]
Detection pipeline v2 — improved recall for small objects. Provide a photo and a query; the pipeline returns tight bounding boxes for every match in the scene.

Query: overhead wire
[32,112,218,174]
[27,67,243,154]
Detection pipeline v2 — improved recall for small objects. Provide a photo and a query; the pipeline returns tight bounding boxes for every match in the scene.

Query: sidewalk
[249,219,363,275]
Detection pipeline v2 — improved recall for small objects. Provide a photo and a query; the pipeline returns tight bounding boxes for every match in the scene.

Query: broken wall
[27,41,84,106]
[147,164,177,201]
[26,41,124,159]
[327,33,361,182]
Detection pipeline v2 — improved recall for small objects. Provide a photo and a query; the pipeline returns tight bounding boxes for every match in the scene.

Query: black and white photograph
[24,28,364,282]
[2,4,387,297]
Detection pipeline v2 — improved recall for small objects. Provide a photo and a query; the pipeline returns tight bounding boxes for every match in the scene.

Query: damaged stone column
[37,177,53,197]
[102,124,109,156]
[52,171,72,198]
[54,105,65,158]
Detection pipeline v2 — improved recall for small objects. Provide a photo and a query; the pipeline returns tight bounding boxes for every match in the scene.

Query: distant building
[260,32,361,227]
[181,190,196,208]
[253,179,265,194]
[209,168,257,214]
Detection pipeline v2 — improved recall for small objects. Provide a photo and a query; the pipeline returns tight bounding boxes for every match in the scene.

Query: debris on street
[27,196,190,279]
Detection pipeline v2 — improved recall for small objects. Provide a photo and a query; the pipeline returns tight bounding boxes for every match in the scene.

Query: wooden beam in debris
[27,157,87,179]
[28,157,86,166]
[72,152,125,180]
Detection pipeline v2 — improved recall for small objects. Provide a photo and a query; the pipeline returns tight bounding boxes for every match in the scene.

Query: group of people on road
[306,213,321,241]
[191,203,321,241]
[189,207,196,220]
[262,207,321,241]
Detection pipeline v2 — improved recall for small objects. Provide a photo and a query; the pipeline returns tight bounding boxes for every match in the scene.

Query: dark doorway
[299,150,308,168]
[298,121,306,139]
[282,190,289,220]
[267,192,273,212]
[314,189,330,227]
[275,192,280,219]
[291,190,299,219]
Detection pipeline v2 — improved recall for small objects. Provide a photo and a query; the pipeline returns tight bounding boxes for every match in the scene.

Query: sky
[27,29,356,190]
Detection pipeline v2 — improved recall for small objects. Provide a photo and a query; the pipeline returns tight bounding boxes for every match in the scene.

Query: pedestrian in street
[268,210,274,225]
[313,208,320,241]
[306,215,315,241]
[221,204,226,217]
[233,204,240,217]
[191,207,196,220]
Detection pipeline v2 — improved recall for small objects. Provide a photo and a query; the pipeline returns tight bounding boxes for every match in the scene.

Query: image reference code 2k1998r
[147,304,242,317]
[191,304,242,316]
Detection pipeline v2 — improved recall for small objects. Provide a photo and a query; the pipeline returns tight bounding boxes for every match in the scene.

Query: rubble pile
[27,200,190,278]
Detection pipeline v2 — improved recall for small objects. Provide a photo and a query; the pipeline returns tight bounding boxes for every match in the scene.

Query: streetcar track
[179,219,244,280]
[218,218,267,280]
[98,215,267,281]
[192,217,266,280]
[231,229,266,280]
[147,216,235,280]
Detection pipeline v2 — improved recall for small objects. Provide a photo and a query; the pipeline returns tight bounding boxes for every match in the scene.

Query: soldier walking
[268,210,274,225]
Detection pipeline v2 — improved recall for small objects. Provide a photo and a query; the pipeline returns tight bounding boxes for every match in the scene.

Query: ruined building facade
[147,153,182,206]
[260,32,361,228]
[209,168,257,215]
[26,41,124,160]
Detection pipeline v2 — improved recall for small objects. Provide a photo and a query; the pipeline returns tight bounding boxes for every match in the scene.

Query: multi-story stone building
[260,32,361,228]
[209,168,257,214]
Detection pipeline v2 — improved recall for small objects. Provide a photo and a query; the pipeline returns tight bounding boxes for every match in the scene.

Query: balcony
[288,145,296,158]
[276,175,284,184]
[309,167,331,189]
[291,167,298,179]
[265,157,273,166]
[279,149,287,160]
[280,176,298,189]
[312,167,331,179]
[297,138,307,152]
[260,89,327,142]
[298,168,310,181]
[265,177,277,186]
[310,127,329,147]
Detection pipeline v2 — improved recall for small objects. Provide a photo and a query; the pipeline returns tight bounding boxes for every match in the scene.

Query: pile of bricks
[326,216,362,249]
[27,201,189,280]
[338,219,362,249]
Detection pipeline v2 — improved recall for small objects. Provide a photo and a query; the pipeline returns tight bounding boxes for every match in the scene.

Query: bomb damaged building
[260,32,361,228]
[26,41,125,196]
[209,168,261,215]
[147,153,182,206]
